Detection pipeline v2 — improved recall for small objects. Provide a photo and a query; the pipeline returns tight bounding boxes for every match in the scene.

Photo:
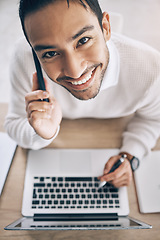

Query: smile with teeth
[70,72,92,85]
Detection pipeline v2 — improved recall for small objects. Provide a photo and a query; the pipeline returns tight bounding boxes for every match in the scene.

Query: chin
[70,87,101,101]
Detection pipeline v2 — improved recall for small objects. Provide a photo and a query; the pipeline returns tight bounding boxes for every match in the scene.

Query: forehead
[24,1,100,46]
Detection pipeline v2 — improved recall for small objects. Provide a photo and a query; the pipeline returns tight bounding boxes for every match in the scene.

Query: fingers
[25,90,49,105]
[27,100,54,119]
[26,72,54,127]
[98,155,133,188]
[26,73,50,107]
[103,155,121,174]
[109,170,132,188]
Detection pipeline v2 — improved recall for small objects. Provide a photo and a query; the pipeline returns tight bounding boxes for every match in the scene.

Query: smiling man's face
[25,0,111,100]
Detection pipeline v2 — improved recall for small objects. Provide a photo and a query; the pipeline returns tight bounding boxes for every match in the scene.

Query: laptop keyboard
[32,177,120,209]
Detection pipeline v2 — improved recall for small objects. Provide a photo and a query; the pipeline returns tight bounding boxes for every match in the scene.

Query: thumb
[104,155,120,174]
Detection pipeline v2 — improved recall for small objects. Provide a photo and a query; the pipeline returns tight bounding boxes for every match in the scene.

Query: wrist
[119,151,140,172]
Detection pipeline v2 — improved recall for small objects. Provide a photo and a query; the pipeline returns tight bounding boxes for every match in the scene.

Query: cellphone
[32,48,49,102]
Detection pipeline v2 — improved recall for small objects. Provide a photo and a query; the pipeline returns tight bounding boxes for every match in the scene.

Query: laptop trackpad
[59,151,91,174]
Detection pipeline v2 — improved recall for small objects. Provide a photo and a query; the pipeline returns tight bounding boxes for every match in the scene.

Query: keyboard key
[94,177,99,182]
[105,194,110,198]
[34,183,45,187]
[110,188,118,193]
[97,200,101,204]
[33,194,37,199]
[65,177,92,181]
[32,200,39,205]
[112,194,119,198]
[58,177,63,181]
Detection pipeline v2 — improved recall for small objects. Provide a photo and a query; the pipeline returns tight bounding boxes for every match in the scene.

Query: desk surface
[0,103,160,240]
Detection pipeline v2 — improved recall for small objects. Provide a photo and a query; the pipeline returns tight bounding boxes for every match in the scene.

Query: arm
[4,39,62,149]
[120,77,160,160]
[99,76,160,187]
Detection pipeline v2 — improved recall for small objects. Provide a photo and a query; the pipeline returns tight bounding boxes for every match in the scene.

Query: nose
[62,51,87,79]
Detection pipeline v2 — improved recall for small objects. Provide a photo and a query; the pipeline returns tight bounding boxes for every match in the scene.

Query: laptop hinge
[34,213,118,221]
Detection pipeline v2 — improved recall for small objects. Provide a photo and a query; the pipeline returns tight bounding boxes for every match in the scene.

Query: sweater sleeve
[4,38,59,149]
[120,76,160,160]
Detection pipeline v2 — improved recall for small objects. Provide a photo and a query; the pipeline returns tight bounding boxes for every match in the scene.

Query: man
[5,0,160,187]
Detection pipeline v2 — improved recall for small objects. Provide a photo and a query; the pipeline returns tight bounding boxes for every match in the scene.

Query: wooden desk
[0,103,160,239]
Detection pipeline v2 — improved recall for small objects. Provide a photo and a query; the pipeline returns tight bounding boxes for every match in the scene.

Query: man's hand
[98,155,133,188]
[25,73,62,139]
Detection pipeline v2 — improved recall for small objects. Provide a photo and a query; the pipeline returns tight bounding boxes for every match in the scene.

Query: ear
[102,12,111,42]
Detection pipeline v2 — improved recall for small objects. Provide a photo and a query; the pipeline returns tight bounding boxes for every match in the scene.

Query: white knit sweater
[5,33,160,160]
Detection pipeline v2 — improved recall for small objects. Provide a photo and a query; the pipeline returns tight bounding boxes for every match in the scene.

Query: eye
[42,51,59,59]
[77,37,90,47]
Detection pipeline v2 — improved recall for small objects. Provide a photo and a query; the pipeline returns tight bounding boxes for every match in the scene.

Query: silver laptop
[5,149,151,230]
[134,150,160,213]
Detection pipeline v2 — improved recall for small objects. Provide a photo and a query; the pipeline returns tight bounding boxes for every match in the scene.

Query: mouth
[66,67,97,90]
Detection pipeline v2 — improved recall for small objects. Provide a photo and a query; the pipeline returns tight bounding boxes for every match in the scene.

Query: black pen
[98,154,127,188]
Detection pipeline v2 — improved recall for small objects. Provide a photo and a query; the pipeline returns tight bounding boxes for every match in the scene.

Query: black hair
[19,0,103,42]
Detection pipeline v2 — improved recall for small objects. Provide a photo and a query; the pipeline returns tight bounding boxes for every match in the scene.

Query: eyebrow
[71,25,94,40]
[34,25,95,52]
